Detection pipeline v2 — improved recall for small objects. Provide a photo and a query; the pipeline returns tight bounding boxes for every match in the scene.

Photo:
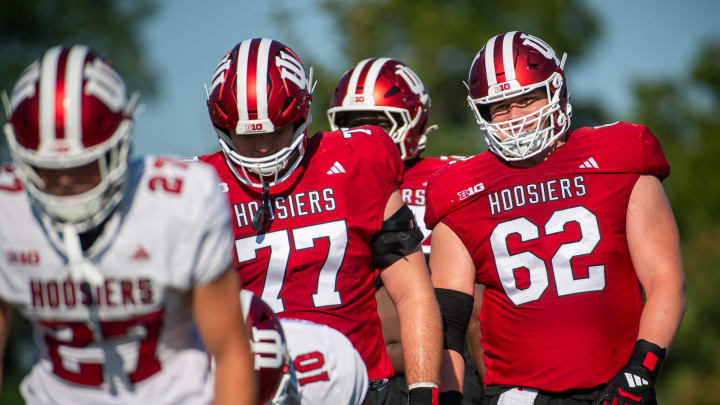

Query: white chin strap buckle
[62,224,105,286]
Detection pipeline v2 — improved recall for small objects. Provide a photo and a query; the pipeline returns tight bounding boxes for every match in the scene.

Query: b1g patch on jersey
[457,182,485,201]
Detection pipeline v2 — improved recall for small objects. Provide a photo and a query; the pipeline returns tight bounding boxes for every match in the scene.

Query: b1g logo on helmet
[276,50,308,91]
[520,33,559,64]
[250,326,286,370]
[245,123,265,132]
[396,65,429,105]
[492,82,512,94]
[457,182,485,201]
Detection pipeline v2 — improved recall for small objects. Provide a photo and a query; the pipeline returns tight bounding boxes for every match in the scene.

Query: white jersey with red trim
[281,319,368,405]
[0,156,233,405]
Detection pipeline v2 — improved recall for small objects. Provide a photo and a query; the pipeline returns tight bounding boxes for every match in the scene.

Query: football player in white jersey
[240,290,368,405]
[0,45,256,404]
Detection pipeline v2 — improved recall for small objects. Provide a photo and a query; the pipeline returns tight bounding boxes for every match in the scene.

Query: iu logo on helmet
[396,65,429,105]
[275,50,308,91]
[8,61,40,112]
[250,326,286,370]
[209,52,232,96]
[84,58,127,112]
[519,33,559,63]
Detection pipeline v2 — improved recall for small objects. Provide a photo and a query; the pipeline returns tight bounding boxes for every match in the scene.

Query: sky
[132,0,720,157]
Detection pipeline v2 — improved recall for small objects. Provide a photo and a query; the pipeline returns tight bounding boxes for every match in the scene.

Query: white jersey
[281,319,368,405]
[0,156,233,405]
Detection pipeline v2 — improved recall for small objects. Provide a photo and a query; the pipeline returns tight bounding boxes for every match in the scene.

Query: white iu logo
[250,326,285,370]
[84,58,127,112]
[209,52,232,96]
[395,65,429,105]
[276,51,308,91]
[9,61,40,112]
[520,33,559,64]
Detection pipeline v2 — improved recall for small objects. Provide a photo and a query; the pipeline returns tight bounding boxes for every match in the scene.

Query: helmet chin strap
[62,224,104,286]
[251,182,272,231]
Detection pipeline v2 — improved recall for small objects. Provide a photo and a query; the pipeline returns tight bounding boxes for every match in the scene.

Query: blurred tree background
[1,1,719,404]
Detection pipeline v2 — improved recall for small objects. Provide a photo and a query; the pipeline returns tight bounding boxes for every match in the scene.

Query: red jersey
[199,126,403,381]
[401,156,459,254]
[425,122,670,391]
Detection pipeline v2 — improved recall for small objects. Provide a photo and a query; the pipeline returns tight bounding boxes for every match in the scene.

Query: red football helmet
[207,38,313,188]
[2,45,134,232]
[240,290,294,405]
[466,31,572,161]
[327,58,435,160]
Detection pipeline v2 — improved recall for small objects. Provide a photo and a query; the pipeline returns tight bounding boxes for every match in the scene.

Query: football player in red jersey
[426,32,686,405]
[0,45,256,404]
[327,58,485,405]
[198,38,442,405]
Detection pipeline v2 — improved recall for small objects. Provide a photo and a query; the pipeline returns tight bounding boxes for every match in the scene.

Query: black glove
[597,339,666,405]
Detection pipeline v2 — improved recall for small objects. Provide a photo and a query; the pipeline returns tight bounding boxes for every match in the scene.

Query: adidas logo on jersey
[130,245,150,262]
[326,161,346,175]
[579,157,599,169]
[624,372,649,388]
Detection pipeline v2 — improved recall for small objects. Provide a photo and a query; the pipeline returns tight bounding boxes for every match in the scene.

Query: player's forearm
[396,290,442,385]
[213,341,257,405]
[637,275,686,348]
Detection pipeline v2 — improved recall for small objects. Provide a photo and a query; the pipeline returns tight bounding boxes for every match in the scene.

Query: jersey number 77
[235,220,348,313]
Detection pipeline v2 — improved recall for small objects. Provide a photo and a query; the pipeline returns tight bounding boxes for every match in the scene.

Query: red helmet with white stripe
[240,290,295,405]
[467,31,572,161]
[207,38,313,188]
[3,45,133,231]
[327,58,434,160]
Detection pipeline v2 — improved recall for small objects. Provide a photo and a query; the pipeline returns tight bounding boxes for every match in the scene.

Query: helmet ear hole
[214,101,229,119]
[281,96,294,114]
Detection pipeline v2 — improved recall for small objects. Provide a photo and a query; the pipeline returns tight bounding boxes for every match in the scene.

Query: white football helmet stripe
[363,57,390,103]
[345,58,371,103]
[236,39,252,121]
[39,46,62,152]
[484,36,497,86]
[65,45,89,153]
[255,38,272,120]
[502,31,518,82]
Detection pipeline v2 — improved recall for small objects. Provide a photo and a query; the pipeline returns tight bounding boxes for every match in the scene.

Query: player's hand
[596,340,666,405]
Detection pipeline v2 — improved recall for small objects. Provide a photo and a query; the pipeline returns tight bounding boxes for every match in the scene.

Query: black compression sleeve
[435,288,473,355]
[370,205,424,268]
